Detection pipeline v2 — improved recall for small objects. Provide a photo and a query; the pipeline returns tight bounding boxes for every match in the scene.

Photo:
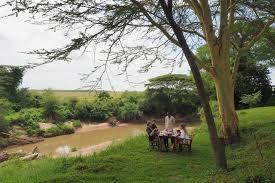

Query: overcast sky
[0,8,274,91]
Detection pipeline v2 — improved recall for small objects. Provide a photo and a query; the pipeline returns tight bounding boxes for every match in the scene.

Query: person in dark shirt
[146,121,159,142]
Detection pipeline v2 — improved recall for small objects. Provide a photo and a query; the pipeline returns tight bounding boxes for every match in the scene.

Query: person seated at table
[146,121,159,142]
[173,129,181,150]
[179,124,191,139]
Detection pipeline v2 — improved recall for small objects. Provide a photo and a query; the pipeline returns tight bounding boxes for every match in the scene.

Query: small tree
[241,91,262,108]
[41,90,60,121]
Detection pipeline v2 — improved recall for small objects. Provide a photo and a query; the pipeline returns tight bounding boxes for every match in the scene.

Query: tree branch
[131,0,180,47]
[232,16,275,84]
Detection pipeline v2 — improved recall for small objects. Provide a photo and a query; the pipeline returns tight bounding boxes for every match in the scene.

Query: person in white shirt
[179,124,191,139]
[165,112,175,131]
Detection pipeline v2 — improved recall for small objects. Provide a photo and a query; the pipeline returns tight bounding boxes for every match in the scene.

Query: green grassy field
[0,107,274,183]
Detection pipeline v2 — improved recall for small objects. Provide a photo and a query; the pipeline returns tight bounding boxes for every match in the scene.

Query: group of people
[146,113,191,150]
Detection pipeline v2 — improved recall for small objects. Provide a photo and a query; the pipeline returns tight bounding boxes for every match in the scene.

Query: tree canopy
[0,66,24,100]
[143,74,199,115]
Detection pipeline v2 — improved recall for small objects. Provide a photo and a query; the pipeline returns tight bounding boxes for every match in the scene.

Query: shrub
[241,91,262,108]
[0,137,8,148]
[72,120,81,128]
[12,89,42,111]
[5,108,44,136]
[0,114,10,141]
[57,105,74,122]
[0,98,14,115]
[45,126,62,137]
[62,97,78,118]
[117,102,142,121]
[44,124,74,137]
[41,90,60,121]
[75,99,111,121]
[5,108,44,125]
[60,125,75,134]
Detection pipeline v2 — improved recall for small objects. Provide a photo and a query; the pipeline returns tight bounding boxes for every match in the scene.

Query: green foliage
[44,124,74,137]
[5,108,44,136]
[196,44,272,108]
[0,114,10,146]
[97,91,111,100]
[200,71,216,99]
[235,62,272,108]
[72,120,81,128]
[0,98,14,115]
[0,136,8,148]
[1,107,275,183]
[62,97,78,118]
[12,89,42,111]
[117,102,141,121]
[241,91,262,108]
[5,108,44,125]
[41,90,60,121]
[75,99,112,121]
[142,74,200,115]
[198,100,222,134]
[57,105,74,122]
[0,66,24,100]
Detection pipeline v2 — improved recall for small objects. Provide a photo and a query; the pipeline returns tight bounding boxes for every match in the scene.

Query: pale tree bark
[189,1,274,143]
[159,0,227,169]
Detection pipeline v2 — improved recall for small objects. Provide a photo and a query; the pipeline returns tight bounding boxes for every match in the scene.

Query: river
[3,122,197,157]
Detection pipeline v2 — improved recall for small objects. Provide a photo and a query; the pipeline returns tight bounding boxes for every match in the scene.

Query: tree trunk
[188,59,227,169]
[212,54,240,144]
[159,1,227,169]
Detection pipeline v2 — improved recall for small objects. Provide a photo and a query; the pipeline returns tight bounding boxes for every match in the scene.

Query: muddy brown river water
[4,122,196,156]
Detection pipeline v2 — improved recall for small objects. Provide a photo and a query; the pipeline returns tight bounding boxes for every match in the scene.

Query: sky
[0,8,274,91]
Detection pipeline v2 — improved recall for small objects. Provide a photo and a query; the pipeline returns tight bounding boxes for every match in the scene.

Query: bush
[12,89,42,111]
[0,98,14,115]
[57,105,74,122]
[44,124,74,137]
[117,102,141,121]
[0,114,10,142]
[75,99,111,121]
[41,90,60,121]
[60,125,75,134]
[5,108,44,125]
[5,108,44,136]
[241,91,262,108]
[62,97,78,118]
[72,120,81,128]
[0,137,8,148]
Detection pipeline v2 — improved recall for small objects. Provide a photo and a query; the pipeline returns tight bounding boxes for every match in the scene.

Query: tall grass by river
[1,106,274,182]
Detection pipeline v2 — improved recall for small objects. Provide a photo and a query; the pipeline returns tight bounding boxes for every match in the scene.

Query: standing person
[165,112,175,150]
[165,112,175,131]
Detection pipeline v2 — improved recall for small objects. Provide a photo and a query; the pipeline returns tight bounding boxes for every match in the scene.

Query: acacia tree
[143,74,200,115]
[2,0,274,168]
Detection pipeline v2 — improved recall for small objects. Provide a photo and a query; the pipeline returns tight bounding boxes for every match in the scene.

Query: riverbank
[1,106,274,182]
[3,119,196,157]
